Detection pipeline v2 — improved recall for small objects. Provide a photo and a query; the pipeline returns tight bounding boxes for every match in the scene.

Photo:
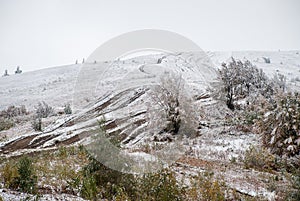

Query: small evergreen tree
[3,69,9,76]
[15,157,37,193]
[15,66,22,74]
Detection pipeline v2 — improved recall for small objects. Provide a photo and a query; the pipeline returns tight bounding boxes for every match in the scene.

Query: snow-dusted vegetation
[0,51,300,200]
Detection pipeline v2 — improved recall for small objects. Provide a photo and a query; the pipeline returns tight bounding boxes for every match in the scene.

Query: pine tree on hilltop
[15,66,22,74]
[3,69,9,76]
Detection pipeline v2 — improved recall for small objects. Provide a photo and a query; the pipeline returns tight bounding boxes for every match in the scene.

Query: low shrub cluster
[243,145,278,171]
[67,151,185,201]
[1,157,37,193]
[2,161,19,189]
[217,59,298,168]
[186,171,226,201]
[0,105,28,119]
[0,118,14,131]
[0,146,233,200]
[0,105,28,131]
[287,170,300,200]
[31,101,53,131]
[35,101,53,118]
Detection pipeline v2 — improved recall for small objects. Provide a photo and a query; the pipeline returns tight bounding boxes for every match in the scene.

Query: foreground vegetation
[0,146,227,200]
[0,144,299,200]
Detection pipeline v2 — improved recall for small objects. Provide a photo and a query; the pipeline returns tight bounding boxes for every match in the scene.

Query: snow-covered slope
[0,52,218,152]
[1,51,300,151]
[1,51,299,200]
[1,51,299,111]
[0,64,80,110]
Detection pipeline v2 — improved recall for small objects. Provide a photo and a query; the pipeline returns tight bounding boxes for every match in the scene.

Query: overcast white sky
[0,0,299,73]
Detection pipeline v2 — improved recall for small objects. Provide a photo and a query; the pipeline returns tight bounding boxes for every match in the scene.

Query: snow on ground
[1,51,299,111]
[191,127,258,161]
[0,51,299,200]
[0,64,80,110]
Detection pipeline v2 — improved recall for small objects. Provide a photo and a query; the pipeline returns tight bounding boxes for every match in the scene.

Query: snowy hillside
[0,64,80,110]
[1,50,300,152]
[0,51,300,200]
[1,51,299,111]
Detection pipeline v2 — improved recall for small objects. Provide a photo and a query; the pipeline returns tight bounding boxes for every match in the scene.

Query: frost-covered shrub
[64,103,72,114]
[32,102,51,131]
[273,73,286,92]
[35,101,53,118]
[149,72,199,137]
[243,145,277,171]
[262,57,271,63]
[0,105,28,119]
[287,171,300,200]
[0,118,14,131]
[218,58,273,110]
[32,117,42,131]
[0,105,28,131]
[256,92,300,159]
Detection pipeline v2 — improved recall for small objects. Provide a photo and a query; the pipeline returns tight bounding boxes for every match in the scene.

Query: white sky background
[0,0,299,73]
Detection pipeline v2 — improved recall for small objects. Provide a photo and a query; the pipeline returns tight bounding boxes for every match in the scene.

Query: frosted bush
[256,92,300,159]
[262,57,271,63]
[148,72,199,137]
[64,103,72,114]
[0,105,28,119]
[218,58,273,110]
[35,101,53,118]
